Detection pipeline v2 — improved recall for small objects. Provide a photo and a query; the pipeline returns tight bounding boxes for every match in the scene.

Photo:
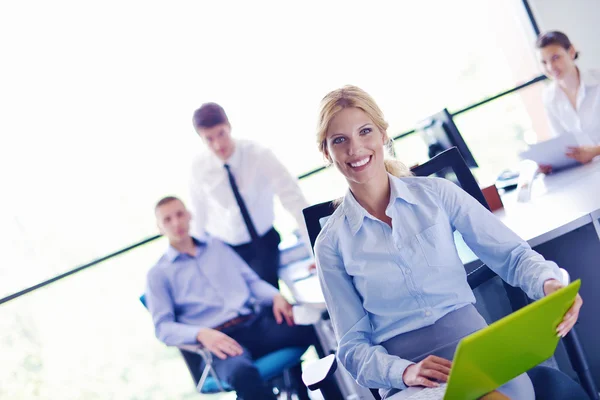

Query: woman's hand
[566,145,600,164]
[543,279,583,337]
[538,164,553,174]
[402,355,452,388]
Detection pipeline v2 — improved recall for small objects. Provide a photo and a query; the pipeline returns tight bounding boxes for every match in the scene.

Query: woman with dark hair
[537,31,600,166]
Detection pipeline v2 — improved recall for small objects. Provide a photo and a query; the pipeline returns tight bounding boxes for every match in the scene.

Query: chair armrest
[302,354,337,391]
[176,344,213,364]
[177,343,205,353]
[562,329,599,399]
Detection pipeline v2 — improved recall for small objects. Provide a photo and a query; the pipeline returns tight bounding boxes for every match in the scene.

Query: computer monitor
[417,108,478,168]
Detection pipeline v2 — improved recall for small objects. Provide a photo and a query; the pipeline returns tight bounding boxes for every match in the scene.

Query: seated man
[146,196,317,399]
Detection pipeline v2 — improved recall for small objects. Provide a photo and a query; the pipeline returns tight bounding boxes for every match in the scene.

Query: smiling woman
[312,85,581,399]
[317,86,412,191]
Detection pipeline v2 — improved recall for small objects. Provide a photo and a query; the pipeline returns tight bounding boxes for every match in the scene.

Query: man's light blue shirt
[315,175,562,390]
[146,237,279,346]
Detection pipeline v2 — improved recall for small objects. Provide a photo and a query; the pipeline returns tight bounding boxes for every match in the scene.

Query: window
[0,239,204,399]
[1,0,546,297]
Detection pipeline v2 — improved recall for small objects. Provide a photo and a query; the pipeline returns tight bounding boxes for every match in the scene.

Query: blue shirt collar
[342,174,418,235]
[165,236,207,263]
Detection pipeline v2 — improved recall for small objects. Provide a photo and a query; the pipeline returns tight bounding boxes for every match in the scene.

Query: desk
[279,259,325,307]
[454,160,600,264]
[495,160,600,246]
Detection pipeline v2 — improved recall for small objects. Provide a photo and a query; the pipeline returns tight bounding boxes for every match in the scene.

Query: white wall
[528,0,600,71]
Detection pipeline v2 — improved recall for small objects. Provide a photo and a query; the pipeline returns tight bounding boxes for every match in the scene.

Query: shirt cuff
[181,325,203,344]
[535,269,564,300]
[387,358,415,390]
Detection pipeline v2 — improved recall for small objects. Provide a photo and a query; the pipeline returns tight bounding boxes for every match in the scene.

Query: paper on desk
[519,135,580,170]
[292,305,323,325]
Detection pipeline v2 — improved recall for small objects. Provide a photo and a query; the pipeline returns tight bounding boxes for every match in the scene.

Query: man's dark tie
[224,164,260,243]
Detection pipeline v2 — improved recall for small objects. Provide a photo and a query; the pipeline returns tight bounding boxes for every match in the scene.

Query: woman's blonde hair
[316,85,412,178]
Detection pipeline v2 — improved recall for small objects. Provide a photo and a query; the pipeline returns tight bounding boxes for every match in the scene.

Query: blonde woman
[313,85,582,399]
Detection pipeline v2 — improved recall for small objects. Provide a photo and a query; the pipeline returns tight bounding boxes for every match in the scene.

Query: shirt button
[425,310,432,317]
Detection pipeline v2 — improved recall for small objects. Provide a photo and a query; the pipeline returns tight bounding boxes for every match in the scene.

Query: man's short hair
[192,102,229,129]
[155,196,182,212]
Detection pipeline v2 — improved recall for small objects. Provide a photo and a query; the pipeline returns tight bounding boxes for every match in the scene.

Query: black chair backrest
[303,200,337,252]
[411,147,489,210]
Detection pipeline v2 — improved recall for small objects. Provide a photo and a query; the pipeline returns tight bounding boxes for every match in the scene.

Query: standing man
[190,102,313,288]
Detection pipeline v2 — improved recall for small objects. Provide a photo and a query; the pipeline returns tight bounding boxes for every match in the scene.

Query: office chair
[139,294,308,398]
[302,147,597,400]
